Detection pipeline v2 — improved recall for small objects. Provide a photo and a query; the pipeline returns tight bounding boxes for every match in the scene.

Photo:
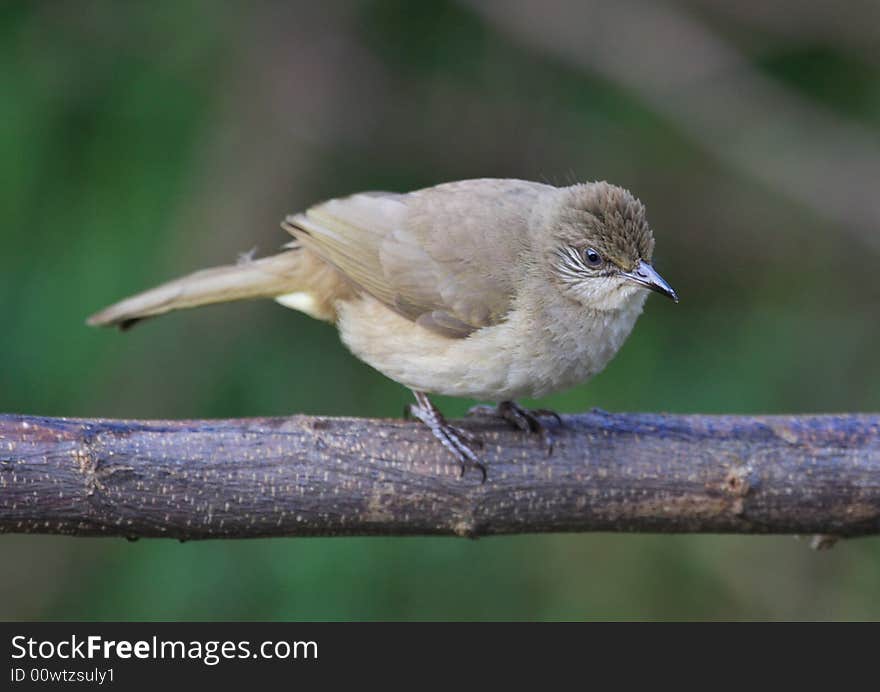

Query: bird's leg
[407,391,486,481]
[468,401,561,455]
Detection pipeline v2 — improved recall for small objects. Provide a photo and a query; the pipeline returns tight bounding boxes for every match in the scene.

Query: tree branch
[1,412,879,540]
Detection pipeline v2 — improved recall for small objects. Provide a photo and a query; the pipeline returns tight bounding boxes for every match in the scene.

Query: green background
[3,1,880,620]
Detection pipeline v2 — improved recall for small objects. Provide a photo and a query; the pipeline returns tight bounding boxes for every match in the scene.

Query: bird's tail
[86,250,305,329]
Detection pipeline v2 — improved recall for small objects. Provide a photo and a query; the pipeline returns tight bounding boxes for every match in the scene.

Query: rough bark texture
[1,412,879,539]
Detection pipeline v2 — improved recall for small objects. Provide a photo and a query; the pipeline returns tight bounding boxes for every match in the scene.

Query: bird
[87,178,677,479]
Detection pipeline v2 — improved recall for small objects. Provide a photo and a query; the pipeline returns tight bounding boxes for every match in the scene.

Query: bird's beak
[624,260,678,302]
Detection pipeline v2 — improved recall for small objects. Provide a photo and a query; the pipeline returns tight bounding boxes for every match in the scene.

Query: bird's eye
[583,248,604,268]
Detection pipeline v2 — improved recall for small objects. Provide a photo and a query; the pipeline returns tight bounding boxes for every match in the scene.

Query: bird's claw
[468,401,562,456]
[408,400,486,482]
[528,408,563,426]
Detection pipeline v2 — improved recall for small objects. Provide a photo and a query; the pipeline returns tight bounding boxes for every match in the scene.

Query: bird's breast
[335,290,647,402]
[520,292,648,398]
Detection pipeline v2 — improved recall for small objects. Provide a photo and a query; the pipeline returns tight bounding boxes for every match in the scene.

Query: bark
[1,412,879,539]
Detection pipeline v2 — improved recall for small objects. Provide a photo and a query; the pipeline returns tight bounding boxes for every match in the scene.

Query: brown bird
[88,178,677,479]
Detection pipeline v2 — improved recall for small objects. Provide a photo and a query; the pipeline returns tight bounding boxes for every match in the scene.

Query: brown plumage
[88,178,676,478]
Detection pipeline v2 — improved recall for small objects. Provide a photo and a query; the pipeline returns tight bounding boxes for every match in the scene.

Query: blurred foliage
[2,1,880,620]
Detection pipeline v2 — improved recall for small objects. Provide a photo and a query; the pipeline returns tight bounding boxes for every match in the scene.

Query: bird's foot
[468,401,561,455]
[408,392,486,482]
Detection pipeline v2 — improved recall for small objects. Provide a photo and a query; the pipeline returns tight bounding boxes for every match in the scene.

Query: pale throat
[569,275,645,313]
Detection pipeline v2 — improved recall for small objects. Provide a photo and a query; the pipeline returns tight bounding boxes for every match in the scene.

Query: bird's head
[541,181,678,311]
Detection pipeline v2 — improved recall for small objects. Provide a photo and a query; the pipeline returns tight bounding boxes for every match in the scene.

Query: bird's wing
[284,179,546,337]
